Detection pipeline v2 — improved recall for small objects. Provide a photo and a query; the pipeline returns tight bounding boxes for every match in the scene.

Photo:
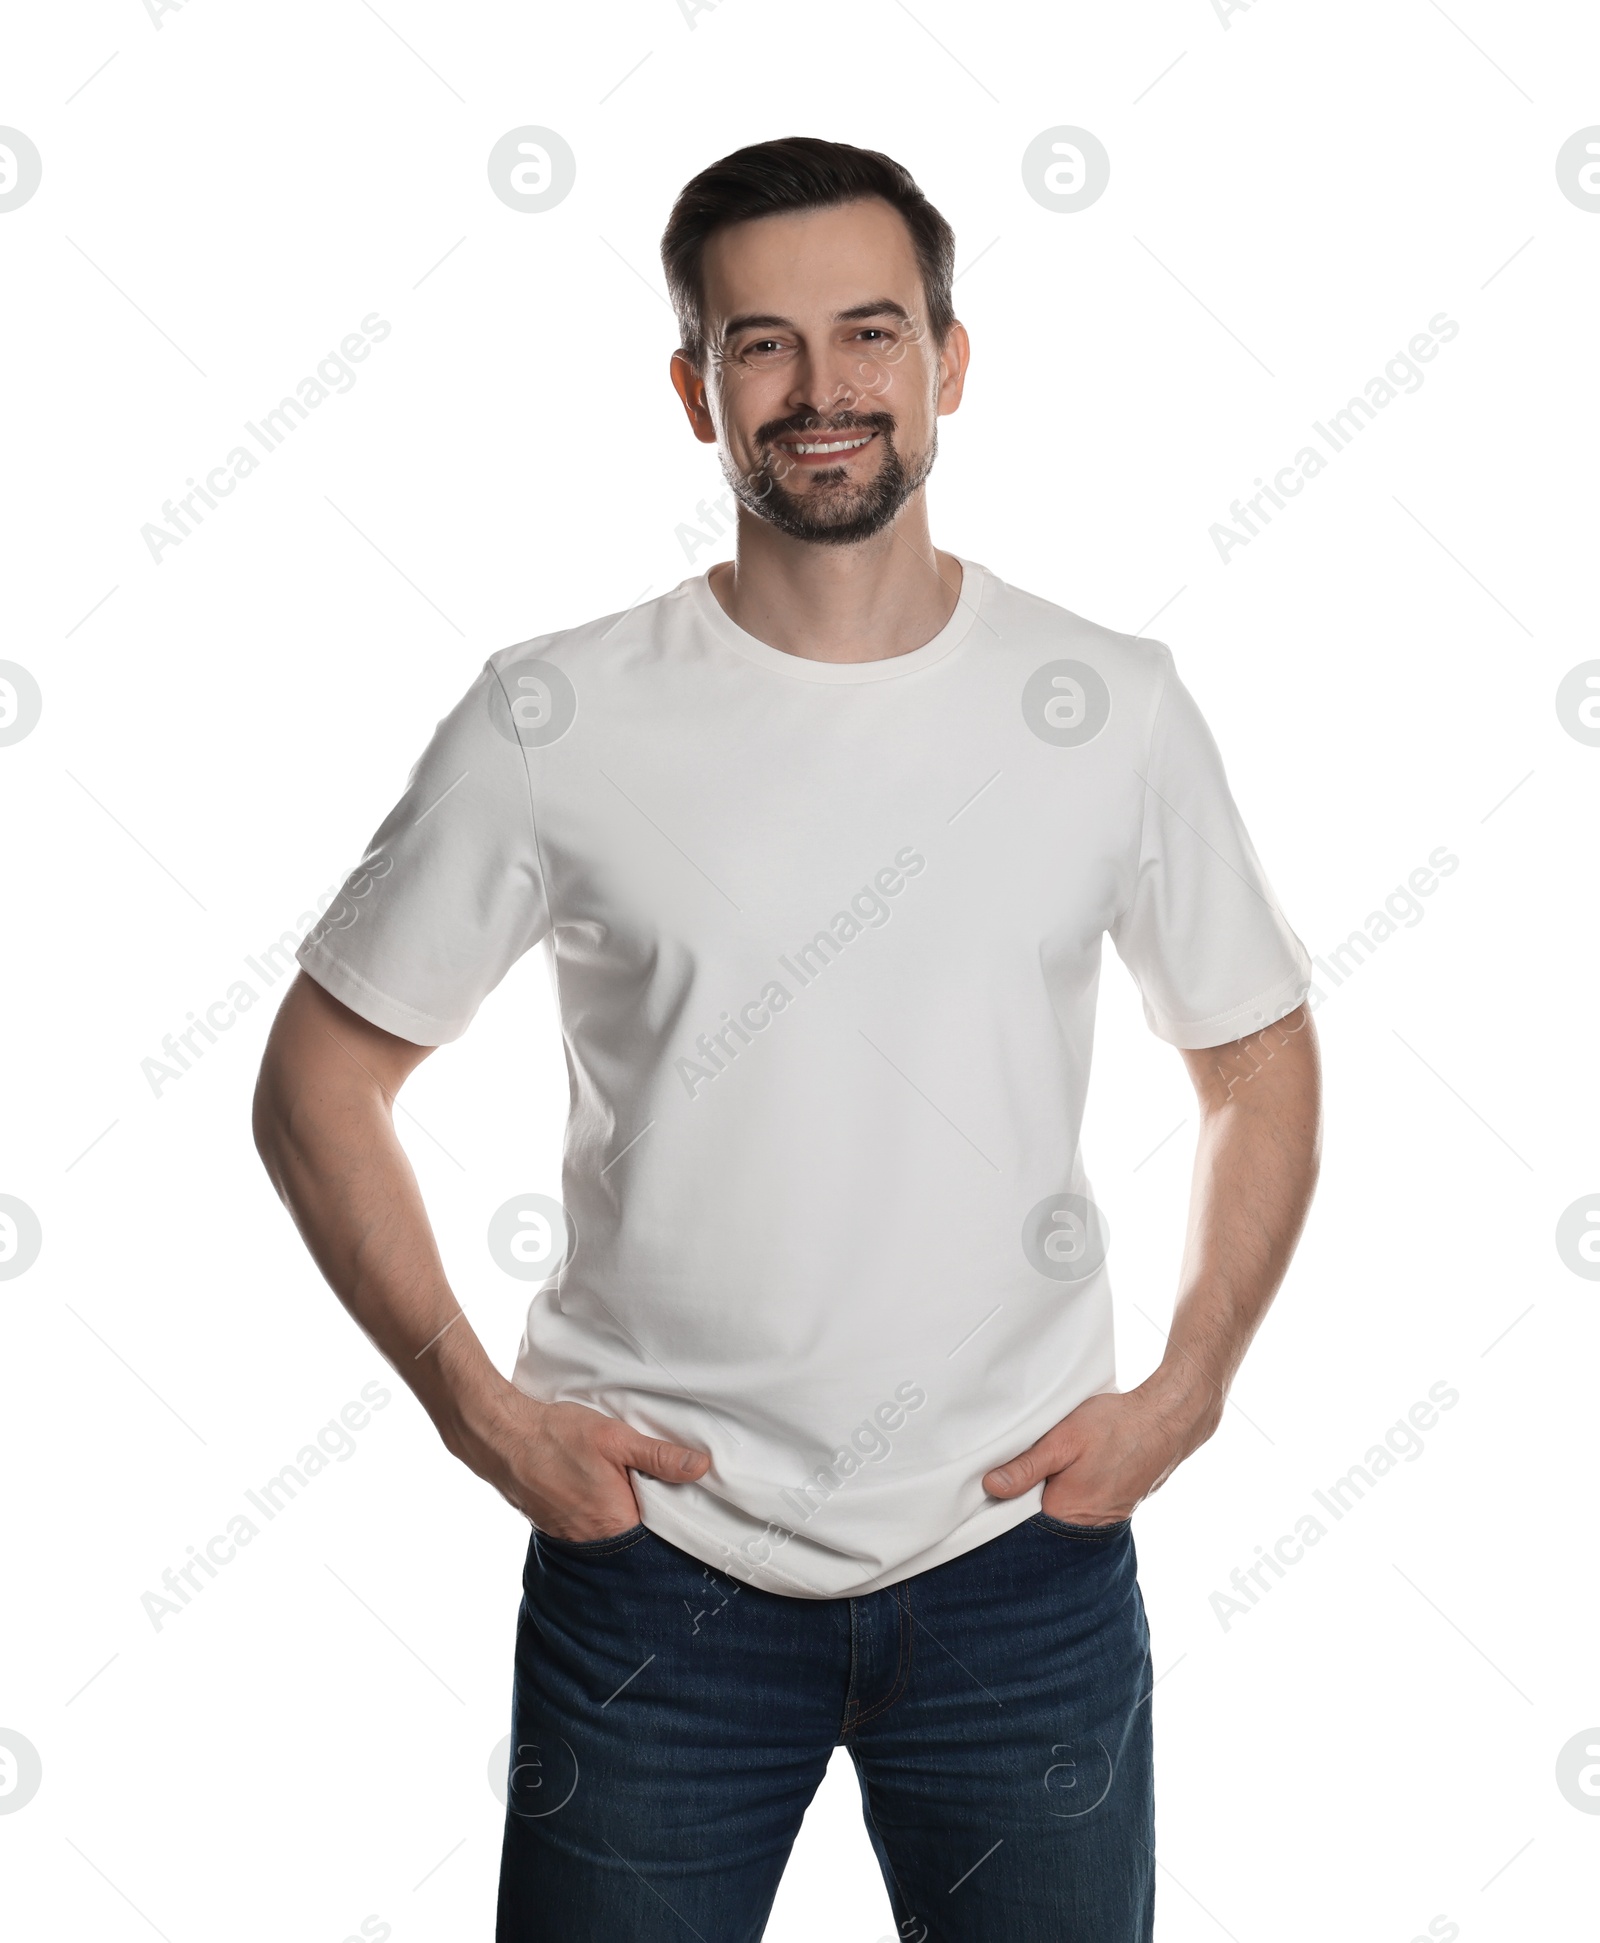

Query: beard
[723,410,937,547]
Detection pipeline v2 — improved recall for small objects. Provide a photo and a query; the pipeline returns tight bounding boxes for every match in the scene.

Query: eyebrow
[718,297,912,341]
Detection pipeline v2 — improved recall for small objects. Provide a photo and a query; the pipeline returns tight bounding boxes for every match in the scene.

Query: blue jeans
[496,1512,1154,1941]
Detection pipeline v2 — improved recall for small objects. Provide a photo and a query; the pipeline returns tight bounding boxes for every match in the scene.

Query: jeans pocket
[532,1521,649,1558]
[1031,1511,1133,1541]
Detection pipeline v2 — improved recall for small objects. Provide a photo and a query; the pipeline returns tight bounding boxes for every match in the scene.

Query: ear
[935,320,971,418]
[670,351,718,445]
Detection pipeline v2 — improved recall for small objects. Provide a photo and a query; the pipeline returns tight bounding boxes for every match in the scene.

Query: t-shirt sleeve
[1109,646,1311,1049]
[295,661,551,1046]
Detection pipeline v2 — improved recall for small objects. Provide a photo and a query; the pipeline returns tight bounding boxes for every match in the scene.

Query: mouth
[770,429,879,466]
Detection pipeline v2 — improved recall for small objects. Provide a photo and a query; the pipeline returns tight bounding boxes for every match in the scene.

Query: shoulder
[473,582,706,754]
[977,563,1176,738]
[980,565,1172,677]
[485,579,699,684]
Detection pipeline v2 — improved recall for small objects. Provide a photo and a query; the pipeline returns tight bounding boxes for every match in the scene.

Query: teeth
[784,435,873,454]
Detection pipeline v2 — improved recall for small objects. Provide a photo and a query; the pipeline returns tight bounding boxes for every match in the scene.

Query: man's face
[674,197,967,547]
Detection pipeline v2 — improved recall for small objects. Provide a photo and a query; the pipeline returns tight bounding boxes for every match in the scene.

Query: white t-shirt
[297,559,1311,1598]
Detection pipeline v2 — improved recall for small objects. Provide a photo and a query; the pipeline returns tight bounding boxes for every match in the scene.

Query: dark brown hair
[660,136,956,369]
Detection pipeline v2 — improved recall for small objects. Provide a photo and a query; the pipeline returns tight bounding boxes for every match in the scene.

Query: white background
[3,1,1598,1938]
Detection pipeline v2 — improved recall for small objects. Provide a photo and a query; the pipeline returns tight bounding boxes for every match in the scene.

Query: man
[254,137,1320,1941]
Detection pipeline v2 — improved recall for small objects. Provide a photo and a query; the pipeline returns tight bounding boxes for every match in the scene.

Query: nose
[785,343,885,422]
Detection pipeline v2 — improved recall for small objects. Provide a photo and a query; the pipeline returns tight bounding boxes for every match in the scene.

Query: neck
[706,494,963,664]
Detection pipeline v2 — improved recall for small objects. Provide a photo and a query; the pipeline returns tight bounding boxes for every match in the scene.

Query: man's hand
[982,1381,1213,1526]
[452,1387,712,1544]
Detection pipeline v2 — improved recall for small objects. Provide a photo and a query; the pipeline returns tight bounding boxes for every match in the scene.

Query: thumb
[984,1432,1068,1498]
[621,1432,712,1483]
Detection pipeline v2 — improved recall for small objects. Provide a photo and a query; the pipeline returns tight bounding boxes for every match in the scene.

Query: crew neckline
[686,556,988,684]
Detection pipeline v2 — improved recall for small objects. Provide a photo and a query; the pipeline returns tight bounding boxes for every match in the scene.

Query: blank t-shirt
[297,559,1311,1598]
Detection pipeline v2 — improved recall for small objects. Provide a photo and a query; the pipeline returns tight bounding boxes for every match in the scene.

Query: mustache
[754,409,895,446]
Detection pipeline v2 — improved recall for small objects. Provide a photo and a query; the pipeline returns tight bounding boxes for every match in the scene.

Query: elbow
[250,1049,292,1181]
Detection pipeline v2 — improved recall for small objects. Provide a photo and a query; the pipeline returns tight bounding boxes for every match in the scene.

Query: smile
[776,433,877,456]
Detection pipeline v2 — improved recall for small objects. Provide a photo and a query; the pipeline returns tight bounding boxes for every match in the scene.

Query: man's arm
[251,971,710,1541]
[984,1005,1322,1522]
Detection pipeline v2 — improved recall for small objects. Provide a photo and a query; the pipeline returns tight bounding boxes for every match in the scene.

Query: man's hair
[660,136,956,370]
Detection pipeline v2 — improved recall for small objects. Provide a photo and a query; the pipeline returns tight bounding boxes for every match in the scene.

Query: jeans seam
[840,1593,862,1739]
[533,1523,650,1559]
[1030,1512,1132,1541]
[850,1746,919,1935]
[850,1580,914,1731]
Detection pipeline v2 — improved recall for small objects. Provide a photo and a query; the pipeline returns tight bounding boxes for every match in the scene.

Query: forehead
[700,197,924,331]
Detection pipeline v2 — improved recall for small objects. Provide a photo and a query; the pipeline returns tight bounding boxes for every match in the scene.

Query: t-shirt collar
[686,556,988,683]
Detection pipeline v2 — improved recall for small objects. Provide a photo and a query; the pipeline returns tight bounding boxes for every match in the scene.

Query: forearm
[1141,1016,1322,1455]
[252,1067,512,1457]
